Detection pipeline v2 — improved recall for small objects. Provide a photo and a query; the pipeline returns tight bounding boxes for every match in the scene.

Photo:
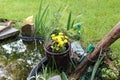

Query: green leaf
[90,53,105,80]
[67,11,72,30]
[61,72,68,80]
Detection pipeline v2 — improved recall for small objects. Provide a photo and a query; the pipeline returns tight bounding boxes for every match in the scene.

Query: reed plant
[90,50,105,80]
[34,0,52,43]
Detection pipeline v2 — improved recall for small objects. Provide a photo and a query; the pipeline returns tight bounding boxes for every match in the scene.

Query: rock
[24,15,33,24]
[2,39,26,53]
[21,23,34,36]
[48,75,62,80]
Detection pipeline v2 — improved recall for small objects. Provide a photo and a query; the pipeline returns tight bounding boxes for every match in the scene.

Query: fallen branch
[68,22,120,80]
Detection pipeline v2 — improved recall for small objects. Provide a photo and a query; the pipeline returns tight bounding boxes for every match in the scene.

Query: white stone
[48,75,62,80]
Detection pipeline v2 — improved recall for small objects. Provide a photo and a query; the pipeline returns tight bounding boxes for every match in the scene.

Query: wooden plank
[0,27,19,40]
[0,25,10,32]
[0,21,13,32]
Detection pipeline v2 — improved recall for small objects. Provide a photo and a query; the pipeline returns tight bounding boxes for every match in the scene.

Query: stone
[21,23,34,36]
[48,75,62,80]
[24,15,33,24]
[2,39,26,53]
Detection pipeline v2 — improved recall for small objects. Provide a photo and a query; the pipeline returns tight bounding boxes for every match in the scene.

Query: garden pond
[0,37,45,80]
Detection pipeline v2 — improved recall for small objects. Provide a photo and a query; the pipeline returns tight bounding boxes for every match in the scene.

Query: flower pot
[44,42,71,70]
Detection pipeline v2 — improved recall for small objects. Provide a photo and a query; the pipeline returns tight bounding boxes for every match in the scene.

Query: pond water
[0,38,45,80]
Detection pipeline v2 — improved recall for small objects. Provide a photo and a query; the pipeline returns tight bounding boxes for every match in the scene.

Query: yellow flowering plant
[50,32,68,53]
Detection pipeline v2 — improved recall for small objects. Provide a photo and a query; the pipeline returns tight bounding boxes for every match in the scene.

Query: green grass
[0,0,39,21]
[1,0,120,44]
[0,0,120,79]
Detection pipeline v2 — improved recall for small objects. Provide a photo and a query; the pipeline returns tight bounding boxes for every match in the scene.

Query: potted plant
[44,32,71,70]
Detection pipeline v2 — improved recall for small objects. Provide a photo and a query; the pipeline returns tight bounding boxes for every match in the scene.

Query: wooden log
[68,22,120,80]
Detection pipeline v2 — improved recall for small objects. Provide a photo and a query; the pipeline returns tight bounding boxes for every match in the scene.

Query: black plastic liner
[19,35,44,42]
[27,57,48,80]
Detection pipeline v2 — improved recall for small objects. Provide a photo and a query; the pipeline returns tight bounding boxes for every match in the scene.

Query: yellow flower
[58,32,63,36]
[64,39,68,43]
[51,34,56,40]
[51,34,55,37]
[64,36,68,39]
[58,41,64,47]
[52,36,57,41]
[50,32,69,52]
[55,47,59,51]
[56,36,62,42]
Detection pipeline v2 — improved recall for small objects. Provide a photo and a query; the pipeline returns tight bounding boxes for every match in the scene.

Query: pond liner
[27,57,48,80]
[19,35,44,42]
[27,57,76,80]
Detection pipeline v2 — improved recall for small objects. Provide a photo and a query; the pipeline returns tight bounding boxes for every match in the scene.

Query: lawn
[0,0,120,79]
[1,0,120,45]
